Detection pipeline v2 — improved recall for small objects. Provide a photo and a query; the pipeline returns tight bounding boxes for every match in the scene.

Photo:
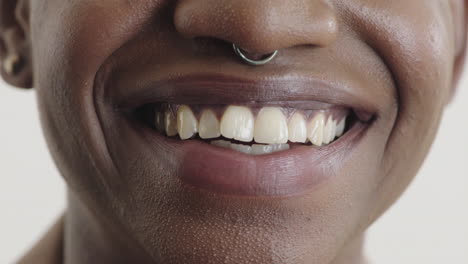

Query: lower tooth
[211,140,231,148]
[251,144,274,155]
[230,143,252,154]
[252,144,290,155]
[210,140,291,155]
[272,144,290,152]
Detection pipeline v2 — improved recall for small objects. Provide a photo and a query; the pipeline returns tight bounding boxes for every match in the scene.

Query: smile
[107,73,377,197]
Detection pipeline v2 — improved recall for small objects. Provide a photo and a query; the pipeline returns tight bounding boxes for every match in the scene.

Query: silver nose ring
[233,44,278,66]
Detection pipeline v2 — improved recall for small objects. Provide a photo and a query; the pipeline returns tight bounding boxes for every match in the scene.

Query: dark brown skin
[1,0,467,263]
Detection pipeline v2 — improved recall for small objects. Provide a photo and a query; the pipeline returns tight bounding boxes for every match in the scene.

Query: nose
[174,0,338,54]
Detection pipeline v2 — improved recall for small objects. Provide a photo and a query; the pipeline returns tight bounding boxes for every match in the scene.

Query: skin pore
[1,0,467,263]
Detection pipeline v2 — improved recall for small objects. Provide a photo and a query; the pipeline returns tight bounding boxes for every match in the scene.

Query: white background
[1,69,467,263]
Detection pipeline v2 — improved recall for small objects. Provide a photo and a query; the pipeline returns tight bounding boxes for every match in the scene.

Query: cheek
[341,0,456,217]
[28,1,165,212]
[31,0,155,79]
[377,1,454,168]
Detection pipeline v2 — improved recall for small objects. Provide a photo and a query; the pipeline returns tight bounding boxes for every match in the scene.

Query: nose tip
[174,0,338,54]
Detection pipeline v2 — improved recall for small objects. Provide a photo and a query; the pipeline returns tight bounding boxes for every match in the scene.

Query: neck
[65,190,368,264]
[64,190,153,264]
[331,234,368,264]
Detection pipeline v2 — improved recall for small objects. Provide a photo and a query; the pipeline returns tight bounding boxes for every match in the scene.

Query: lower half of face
[31,0,457,263]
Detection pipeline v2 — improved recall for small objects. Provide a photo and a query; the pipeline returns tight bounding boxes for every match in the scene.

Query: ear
[0,0,32,89]
[450,0,468,101]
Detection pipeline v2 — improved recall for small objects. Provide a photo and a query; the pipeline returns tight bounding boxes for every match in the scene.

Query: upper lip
[109,71,379,118]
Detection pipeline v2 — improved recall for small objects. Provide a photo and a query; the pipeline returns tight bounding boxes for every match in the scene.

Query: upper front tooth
[308,113,325,146]
[199,109,221,139]
[254,107,288,144]
[220,106,254,142]
[336,118,346,137]
[177,105,198,140]
[165,110,178,137]
[288,112,307,143]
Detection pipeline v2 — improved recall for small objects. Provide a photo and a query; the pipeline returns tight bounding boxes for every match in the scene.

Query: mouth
[110,73,376,197]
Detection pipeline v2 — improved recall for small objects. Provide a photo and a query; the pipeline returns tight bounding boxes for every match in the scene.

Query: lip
[136,119,368,197]
[104,73,376,197]
[112,73,379,116]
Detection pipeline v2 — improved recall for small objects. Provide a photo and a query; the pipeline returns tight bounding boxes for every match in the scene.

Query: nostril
[191,37,232,54]
[174,0,339,55]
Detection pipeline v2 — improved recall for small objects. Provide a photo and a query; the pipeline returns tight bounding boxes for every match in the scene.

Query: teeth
[230,143,252,154]
[336,118,346,137]
[322,116,336,145]
[211,140,290,155]
[177,105,198,140]
[288,112,307,143]
[220,106,254,142]
[307,113,325,146]
[211,139,231,148]
[254,107,289,144]
[165,110,178,137]
[156,104,350,154]
[330,119,337,143]
[155,112,165,132]
[251,144,274,155]
[271,144,290,152]
[199,109,221,139]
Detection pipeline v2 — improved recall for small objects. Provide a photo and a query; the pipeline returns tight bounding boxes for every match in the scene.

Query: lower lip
[140,122,368,197]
